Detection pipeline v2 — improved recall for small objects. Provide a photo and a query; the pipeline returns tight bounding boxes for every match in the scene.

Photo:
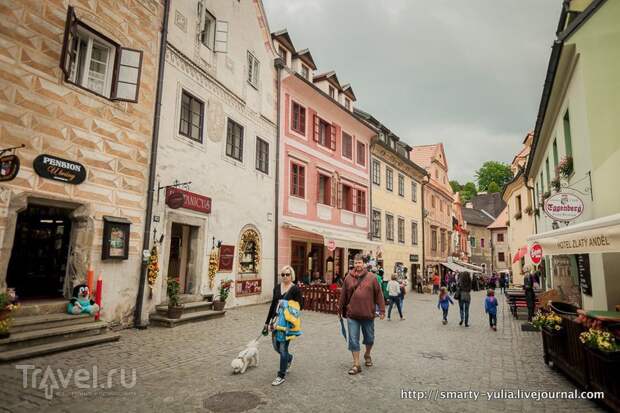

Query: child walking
[485,289,498,331]
[437,287,453,325]
[387,274,404,321]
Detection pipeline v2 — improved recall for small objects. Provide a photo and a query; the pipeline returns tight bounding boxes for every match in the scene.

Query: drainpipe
[420,175,429,281]
[274,57,284,284]
[133,0,170,329]
[524,177,538,234]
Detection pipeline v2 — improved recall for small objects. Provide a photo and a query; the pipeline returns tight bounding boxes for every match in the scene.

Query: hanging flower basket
[551,176,561,192]
[558,156,574,178]
[542,191,551,200]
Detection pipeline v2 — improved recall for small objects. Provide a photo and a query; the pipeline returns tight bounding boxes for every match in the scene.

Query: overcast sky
[263,0,561,183]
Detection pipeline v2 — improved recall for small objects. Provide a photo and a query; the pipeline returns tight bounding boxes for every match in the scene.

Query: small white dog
[231,339,259,374]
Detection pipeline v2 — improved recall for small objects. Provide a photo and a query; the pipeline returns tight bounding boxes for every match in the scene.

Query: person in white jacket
[387,274,404,320]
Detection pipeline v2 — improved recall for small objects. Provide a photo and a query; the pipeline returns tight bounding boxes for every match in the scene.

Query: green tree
[460,182,477,202]
[449,180,462,193]
[475,161,512,192]
[487,181,500,193]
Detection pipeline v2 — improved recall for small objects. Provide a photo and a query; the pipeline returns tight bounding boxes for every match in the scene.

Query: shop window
[238,228,261,275]
[60,7,143,101]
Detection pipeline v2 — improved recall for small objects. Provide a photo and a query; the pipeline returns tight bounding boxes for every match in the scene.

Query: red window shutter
[316,173,321,203]
[325,177,331,206]
[299,166,305,197]
[313,115,319,142]
[337,183,343,209]
[352,188,357,213]
[330,123,337,151]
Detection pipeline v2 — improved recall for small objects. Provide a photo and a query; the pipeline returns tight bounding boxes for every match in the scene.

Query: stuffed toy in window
[67,284,100,316]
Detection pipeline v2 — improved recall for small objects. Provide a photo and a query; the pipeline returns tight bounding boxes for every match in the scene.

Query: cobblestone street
[0,291,606,412]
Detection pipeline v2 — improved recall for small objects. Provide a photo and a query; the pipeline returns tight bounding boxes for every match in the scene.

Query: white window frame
[69,26,116,98]
[247,51,260,89]
[201,9,216,49]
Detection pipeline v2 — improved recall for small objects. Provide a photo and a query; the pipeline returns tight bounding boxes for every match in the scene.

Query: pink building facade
[273,30,378,283]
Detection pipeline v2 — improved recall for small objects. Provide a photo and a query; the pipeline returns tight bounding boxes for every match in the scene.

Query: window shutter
[330,177,337,207]
[325,177,331,206]
[316,173,321,203]
[214,21,229,53]
[352,188,357,213]
[290,165,296,195]
[300,106,306,134]
[112,48,143,102]
[330,123,336,151]
[299,166,305,197]
[60,6,78,79]
[337,183,343,209]
[313,115,319,142]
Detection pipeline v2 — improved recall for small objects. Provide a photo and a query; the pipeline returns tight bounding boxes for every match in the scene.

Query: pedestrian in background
[416,272,423,294]
[499,272,507,294]
[457,271,472,327]
[387,274,404,321]
[437,287,454,325]
[338,255,385,375]
[523,267,536,322]
[432,272,440,294]
[485,289,498,331]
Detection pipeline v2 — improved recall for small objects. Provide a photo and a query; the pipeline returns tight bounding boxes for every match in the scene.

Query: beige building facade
[0,0,164,325]
[488,207,510,274]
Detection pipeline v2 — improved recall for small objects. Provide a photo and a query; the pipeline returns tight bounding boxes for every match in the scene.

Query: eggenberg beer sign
[543,193,584,222]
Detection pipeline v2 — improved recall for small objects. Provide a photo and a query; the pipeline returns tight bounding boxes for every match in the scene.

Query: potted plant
[0,291,19,339]
[580,327,620,410]
[524,205,533,216]
[557,156,574,178]
[166,277,183,319]
[533,310,564,365]
[533,310,563,334]
[213,279,232,311]
[551,176,561,192]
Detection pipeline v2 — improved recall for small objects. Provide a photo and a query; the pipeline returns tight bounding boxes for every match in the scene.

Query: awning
[512,246,528,263]
[282,220,381,251]
[527,213,620,255]
[441,261,481,274]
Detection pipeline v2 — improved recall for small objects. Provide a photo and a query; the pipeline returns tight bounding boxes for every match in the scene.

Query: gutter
[133,0,170,328]
[274,57,284,284]
[420,175,429,280]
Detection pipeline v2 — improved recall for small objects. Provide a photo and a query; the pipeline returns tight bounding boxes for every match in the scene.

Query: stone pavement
[0,291,607,413]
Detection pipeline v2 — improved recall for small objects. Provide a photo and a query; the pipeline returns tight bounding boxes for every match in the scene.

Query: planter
[167,305,184,319]
[541,326,565,365]
[213,300,226,311]
[550,301,579,316]
[584,346,620,411]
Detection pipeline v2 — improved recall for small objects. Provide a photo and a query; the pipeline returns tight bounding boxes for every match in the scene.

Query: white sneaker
[272,376,285,386]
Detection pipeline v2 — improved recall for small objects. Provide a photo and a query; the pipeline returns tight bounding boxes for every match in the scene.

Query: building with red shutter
[273,30,379,283]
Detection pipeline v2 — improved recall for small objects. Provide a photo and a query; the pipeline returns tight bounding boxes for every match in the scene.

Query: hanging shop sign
[0,154,20,182]
[33,154,86,184]
[544,193,584,222]
[101,216,131,260]
[218,245,235,272]
[165,187,211,213]
[530,243,543,265]
[575,253,592,296]
[409,254,419,262]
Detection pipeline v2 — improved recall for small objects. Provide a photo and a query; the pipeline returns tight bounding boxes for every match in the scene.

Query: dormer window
[329,86,335,99]
[278,46,287,65]
[345,98,350,110]
[301,65,309,80]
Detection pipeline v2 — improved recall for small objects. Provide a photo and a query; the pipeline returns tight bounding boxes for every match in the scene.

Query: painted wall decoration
[102,216,131,260]
[238,228,261,274]
[235,279,262,297]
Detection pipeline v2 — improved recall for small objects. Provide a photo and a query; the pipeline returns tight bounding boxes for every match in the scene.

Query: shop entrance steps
[149,294,225,328]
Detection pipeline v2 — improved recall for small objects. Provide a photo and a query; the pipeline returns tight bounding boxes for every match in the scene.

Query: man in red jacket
[338,254,385,375]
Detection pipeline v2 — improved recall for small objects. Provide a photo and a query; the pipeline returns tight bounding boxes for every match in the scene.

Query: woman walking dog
[262,265,302,386]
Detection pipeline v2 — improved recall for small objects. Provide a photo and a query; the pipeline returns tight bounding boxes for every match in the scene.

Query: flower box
[558,156,574,178]
[583,346,620,412]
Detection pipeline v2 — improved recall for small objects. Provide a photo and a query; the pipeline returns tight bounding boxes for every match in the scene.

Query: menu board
[576,254,592,296]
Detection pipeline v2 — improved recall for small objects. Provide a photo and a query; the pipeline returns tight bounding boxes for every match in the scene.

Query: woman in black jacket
[262,265,302,386]
[457,272,472,327]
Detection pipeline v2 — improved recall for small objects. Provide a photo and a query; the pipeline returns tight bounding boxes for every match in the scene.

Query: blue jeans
[459,300,470,325]
[388,295,403,319]
[489,313,497,327]
[442,308,449,321]
[272,336,292,378]
[347,318,375,352]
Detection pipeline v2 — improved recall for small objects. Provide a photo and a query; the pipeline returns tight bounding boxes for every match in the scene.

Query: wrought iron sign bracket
[0,144,25,157]
[156,180,192,202]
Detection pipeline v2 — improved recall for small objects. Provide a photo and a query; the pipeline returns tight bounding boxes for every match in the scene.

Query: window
[247,51,260,88]
[435,169,439,179]
[431,195,436,208]
[179,91,204,142]
[345,98,350,110]
[398,174,405,197]
[372,210,381,239]
[516,195,522,215]
[255,137,269,174]
[317,174,331,205]
[341,184,353,211]
[290,163,305,198]
[535,182,540,208]
[201,9,216,49]
[278,46,287,64]
[60,7,144,102]
[540,172,545,193]
[398,218,405,243]
[291,101,305,135]
[552,139,559,170]
[497,233,504,242]
[329,86,335,98]
[372,160,380,185]
[440,201,443,212]
[411,181,417,202]
[563,110,573,158]
[356,142,366,166]
[342,132,353,159]
[431,228,437,251]
[301,65,309,80]
[386,214,394,241]
[498,252,505,262]
[411,221,418,245]
[386,168,393,191]
[226,119,244,161]
[481,238,485,248]
[441,230,446,252]
[313,116,335,150]
[470,237,475,248]
[545,157,550,190]
[355,190,366,214]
